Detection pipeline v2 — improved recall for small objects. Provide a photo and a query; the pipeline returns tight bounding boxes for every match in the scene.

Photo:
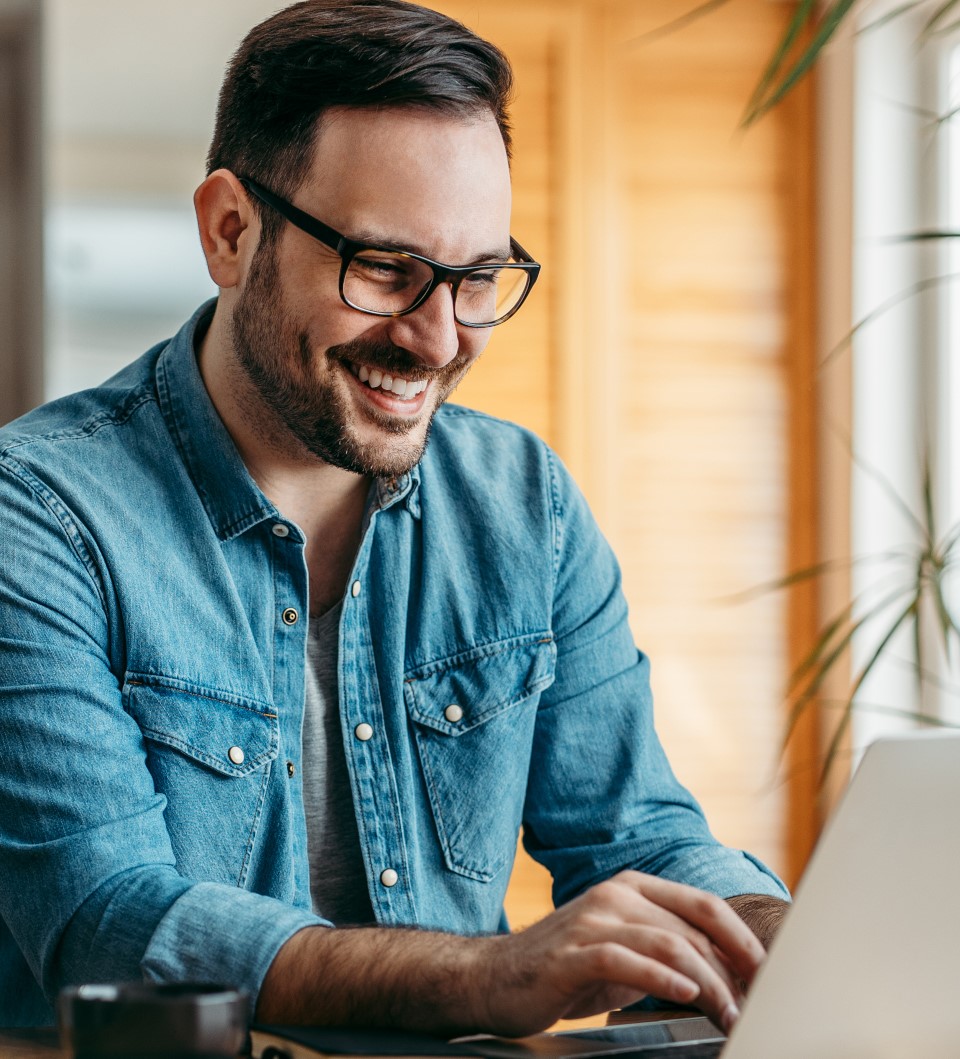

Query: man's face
[229,107,513,477]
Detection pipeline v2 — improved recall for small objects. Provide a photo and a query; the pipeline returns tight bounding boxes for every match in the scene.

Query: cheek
[457,329,491,368]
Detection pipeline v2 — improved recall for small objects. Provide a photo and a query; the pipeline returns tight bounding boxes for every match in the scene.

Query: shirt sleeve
[0,459,324,1013]
[521,449,790,907]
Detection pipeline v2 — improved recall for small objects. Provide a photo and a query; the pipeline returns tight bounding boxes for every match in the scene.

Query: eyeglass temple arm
[238,177,346,255]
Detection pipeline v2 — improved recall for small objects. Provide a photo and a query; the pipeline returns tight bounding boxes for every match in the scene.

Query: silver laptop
[476,730,960,1059]
[723,728,960,1058]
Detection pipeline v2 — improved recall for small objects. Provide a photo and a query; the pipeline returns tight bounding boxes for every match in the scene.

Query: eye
[352,256,410,279]
[461,268,500,289]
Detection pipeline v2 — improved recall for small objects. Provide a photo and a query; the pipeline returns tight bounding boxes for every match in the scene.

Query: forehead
[299,106,513,260]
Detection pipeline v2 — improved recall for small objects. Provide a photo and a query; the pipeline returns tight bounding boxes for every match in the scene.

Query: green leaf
[928,15,960,35]
[935,101,960,127]
[858,2,925,35]
[819,594,920,784]
[780,583,916,756]
[820,273,960,370]
[923,0,960,34]
[845,435,929,545]
[819,698,960,728]
[743,0,858,126]
[922,450,937,544]
[632,0,735,45]
[885,230,960,241]
[742,0,818,124]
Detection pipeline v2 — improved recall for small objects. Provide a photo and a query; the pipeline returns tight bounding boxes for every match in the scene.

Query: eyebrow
[346,230,513,265]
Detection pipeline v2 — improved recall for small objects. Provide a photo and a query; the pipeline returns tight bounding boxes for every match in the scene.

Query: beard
[229,242,472,477]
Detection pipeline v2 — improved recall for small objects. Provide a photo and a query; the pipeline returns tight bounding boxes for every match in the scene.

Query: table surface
[0,1028,62,1058]
[0,1010,698,1058]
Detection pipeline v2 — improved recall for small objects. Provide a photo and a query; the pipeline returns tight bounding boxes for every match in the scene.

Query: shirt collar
[156,300,423,539]
[156,300,279,541]
[375,465,422,520]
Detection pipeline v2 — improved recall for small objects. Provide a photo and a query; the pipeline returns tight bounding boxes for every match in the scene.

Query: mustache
[329,335,464,381]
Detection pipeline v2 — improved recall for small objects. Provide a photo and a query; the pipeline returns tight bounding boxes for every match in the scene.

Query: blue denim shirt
[0,302,787,1026]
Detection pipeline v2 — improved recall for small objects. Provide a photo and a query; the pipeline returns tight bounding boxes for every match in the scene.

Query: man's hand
[257,870,767,1037]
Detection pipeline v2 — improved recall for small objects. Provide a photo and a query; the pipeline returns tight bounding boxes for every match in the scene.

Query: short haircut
[207,0,514,240]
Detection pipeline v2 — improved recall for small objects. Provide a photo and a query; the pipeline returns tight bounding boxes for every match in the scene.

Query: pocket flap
[123,675,279,777]
[404,634,555,735]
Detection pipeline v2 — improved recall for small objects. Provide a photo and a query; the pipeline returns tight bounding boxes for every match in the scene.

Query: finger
[607,900,745,1003]
[569,941,738,1035]
[619,873,766,984]
[623,926,742,1031]
[569,940,702,1008]
[613,919,745,1008]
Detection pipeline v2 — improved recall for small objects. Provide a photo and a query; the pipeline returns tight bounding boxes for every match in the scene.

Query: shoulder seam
[0,457,109,612]
[0,386,155,457]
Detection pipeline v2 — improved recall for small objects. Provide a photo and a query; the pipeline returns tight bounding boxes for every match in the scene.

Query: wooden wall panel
[423,0,813,926]
[610,0,792,876]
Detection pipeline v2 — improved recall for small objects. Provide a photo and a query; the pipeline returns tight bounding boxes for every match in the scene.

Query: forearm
[725,894,789,951]
[258,872,771,1039]
[256,925,497,1034]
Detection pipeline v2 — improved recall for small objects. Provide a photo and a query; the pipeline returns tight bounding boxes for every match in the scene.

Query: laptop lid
[724,729,960,1059]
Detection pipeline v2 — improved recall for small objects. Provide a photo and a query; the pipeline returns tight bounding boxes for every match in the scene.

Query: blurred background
[2,0,959,928]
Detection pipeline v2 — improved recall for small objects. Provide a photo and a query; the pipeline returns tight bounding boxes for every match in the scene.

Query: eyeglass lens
[344,250,531,325]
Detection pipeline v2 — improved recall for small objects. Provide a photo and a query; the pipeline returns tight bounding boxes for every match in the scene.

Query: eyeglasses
[239,177,540,328]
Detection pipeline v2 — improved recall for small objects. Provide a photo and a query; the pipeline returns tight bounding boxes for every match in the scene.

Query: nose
[384,282,460,368]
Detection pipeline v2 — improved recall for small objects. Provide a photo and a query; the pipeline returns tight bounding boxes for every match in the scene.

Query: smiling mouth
[347,362,429,401]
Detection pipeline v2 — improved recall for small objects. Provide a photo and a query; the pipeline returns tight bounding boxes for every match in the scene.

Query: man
[0,0,788,1035]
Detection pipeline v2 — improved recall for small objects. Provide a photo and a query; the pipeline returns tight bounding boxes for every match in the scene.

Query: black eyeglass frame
[239,177,541,328]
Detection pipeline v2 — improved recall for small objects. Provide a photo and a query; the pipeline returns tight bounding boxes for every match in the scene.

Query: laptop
[474,729,960,1059]
[254,731,960,1059]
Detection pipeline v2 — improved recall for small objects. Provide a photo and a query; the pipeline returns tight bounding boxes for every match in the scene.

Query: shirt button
[272,523,290,538]
[286,761,295,778]
[228,746,245,765]
[350,581,361,598]
[282,607,299,625]
[355,723,374,742]
[380,868,399,888]
[444,704,464,723]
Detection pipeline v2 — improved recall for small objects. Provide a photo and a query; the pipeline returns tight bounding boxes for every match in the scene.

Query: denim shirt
[0,302,787,1026]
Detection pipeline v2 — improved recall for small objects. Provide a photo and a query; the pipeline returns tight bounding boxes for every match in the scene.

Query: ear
[194,169,259,289]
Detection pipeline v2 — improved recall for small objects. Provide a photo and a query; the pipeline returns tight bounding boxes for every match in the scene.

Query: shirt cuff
[141,882,328,1008]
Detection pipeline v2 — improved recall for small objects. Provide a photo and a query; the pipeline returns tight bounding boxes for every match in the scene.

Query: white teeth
[352,363,428,400]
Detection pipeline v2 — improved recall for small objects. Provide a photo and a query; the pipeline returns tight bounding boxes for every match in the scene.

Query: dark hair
[207,0,514,241]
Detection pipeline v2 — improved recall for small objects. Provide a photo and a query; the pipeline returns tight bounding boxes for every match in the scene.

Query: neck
[197,304,371,615]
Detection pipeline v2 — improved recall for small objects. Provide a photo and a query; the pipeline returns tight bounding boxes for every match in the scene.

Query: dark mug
[57,982,248,1058]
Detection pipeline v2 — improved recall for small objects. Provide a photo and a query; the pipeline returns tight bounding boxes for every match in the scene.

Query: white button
[351,580,361,598]
[444,704,464,723]
[380,868,399,888]
[272,524,290,537]
[228,746,245,765]
[355,723,374,742]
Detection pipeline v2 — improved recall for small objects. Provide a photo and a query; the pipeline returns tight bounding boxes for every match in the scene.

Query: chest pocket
[123,675,279,886]
[403,634,556,882]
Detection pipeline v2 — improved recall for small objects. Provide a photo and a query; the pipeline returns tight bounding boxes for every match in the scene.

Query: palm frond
[743,0,857,126]
[820,273,960,370]
[819,594,921,783]
[632,0,735,46]
[779,583,917,756]
[846,437,930,544]
[859,3,925,35]
[922,0,960,34]
[884,229,960,241]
